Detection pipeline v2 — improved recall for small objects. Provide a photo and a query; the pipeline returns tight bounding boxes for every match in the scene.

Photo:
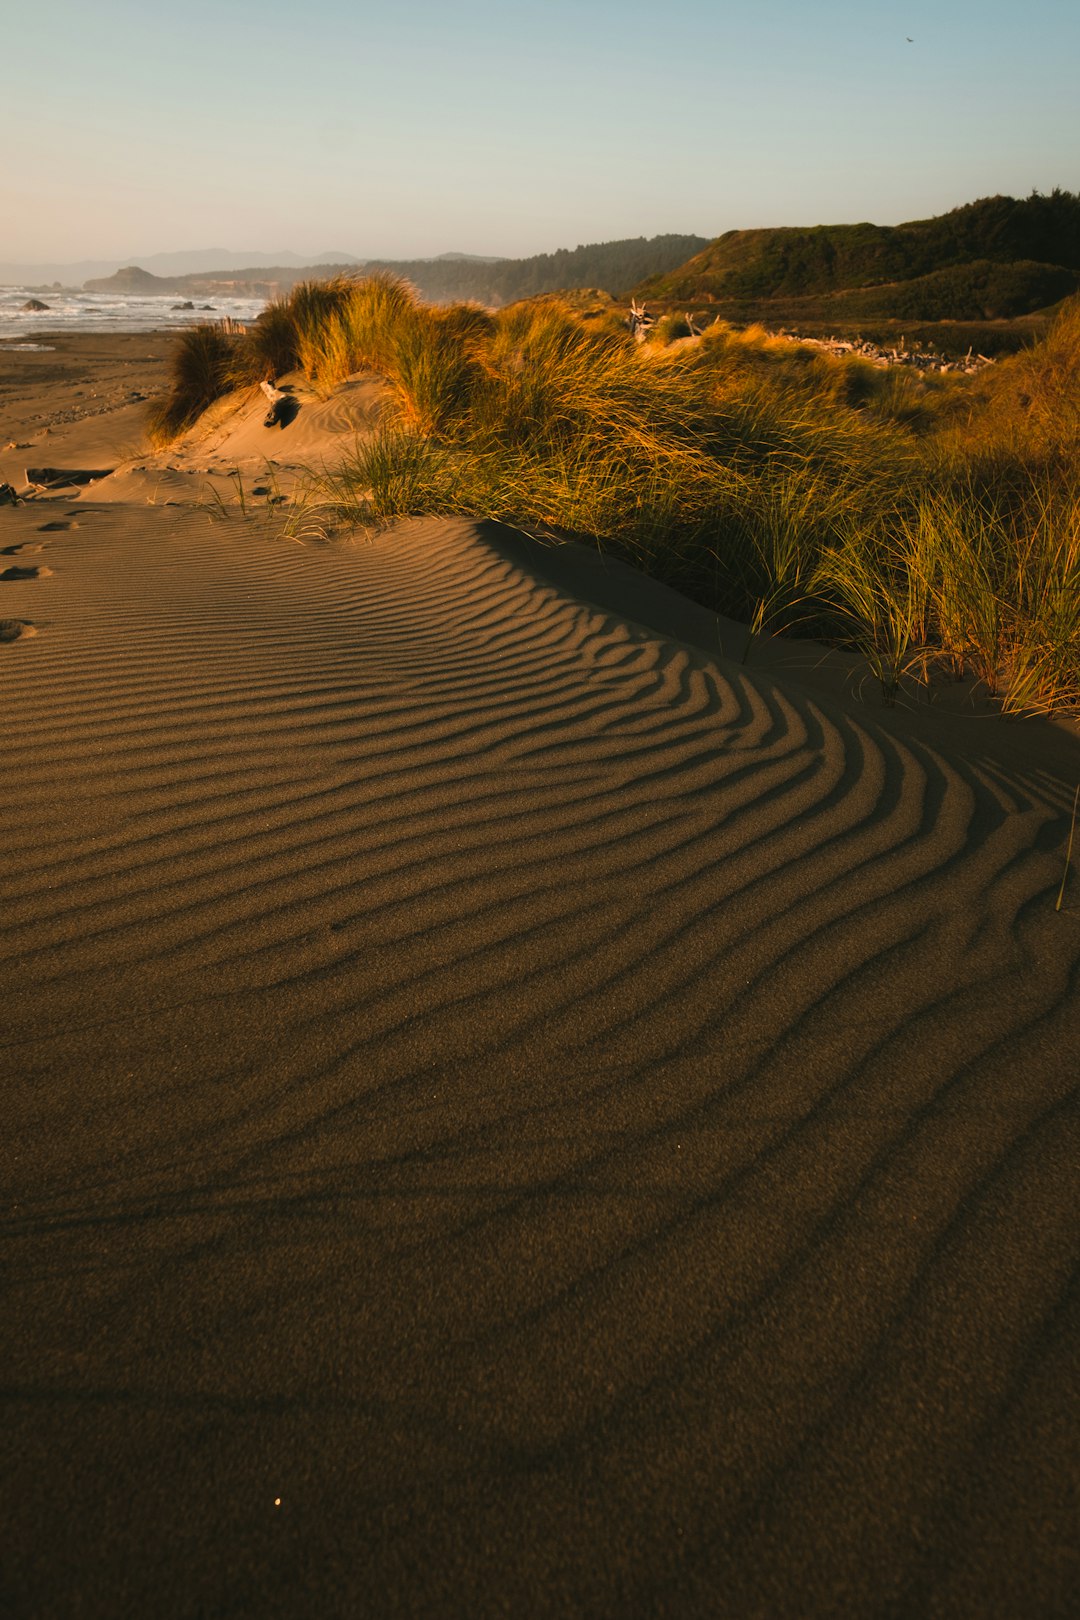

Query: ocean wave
[0,289,267,335]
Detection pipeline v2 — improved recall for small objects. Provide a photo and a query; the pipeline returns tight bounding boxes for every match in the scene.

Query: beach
[2,335,1078,1618]
[0,332,172,491]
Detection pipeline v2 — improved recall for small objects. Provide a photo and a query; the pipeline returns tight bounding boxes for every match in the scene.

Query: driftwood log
[260,380,290,428]
[627,299,656,342]
[25,468,113,488]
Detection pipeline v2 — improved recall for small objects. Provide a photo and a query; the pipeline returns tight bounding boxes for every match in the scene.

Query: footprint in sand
[1,565,53,581]
[38,520,78,532]
[0,618,37,641]
[1,542,47,555]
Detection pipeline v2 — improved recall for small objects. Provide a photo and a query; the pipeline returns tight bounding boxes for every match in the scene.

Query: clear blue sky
[4,0,1077,261]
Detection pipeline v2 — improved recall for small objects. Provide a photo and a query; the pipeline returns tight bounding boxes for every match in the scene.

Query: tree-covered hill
[638,191,1080,318]
[85,236,709,304]
[363,236,708,303]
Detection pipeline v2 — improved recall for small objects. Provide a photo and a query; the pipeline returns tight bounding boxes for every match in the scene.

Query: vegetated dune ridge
[1,384,1079,1619]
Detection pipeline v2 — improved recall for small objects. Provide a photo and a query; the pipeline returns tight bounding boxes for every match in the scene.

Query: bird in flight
[906,36,914,42]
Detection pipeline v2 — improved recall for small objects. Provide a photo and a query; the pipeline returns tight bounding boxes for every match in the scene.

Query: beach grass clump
[314,428,450,525]
[258,273,493,415]
[286,276,359,387]
[473,306,635,453]
[229,276,364,388]
[648,313,695,345]
[989,294,1080,458]
[298,296,908,602]
[381,302,491,434]
[815,470,1080,712]
[299,273,417,389]
[243,299,303,381]
[816,523,931,703]
[234,273,416,391]
[992,476,1080,713]
[146,324,242,446]
[934,294,1080,479]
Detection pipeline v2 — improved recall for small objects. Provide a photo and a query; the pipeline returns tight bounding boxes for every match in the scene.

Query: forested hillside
[639,192,1080,319]
[364,235,708,303]
[86,236,708,304]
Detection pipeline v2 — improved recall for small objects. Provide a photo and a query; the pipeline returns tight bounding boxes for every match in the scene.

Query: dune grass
[146,324,243,446]
[148,279,1080,714]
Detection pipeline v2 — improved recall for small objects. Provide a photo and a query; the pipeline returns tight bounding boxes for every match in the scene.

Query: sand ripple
[2,509,1077,1617]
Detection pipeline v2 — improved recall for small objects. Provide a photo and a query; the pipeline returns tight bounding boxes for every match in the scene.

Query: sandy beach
[2,338,1078,1618]
[0,333,172,484]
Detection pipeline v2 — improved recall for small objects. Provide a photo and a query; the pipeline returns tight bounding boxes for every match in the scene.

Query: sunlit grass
[146,324,242,446]
[148,282,1080,714]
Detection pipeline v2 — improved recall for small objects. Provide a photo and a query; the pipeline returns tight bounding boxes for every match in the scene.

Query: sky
[3,0,1077,263]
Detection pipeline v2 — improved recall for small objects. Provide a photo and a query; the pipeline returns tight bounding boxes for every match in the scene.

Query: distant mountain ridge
[0,248,362,287]
[83,236,709,304]
[637,191,1080,321]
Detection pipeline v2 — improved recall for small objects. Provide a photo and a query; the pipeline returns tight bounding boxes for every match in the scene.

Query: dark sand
[1,354,1078,1619]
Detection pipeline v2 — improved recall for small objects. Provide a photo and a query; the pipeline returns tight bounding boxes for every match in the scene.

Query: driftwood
[773,332,996,375]
[627,299,656,342]
[260,379,290,427]
[25,467,113,488]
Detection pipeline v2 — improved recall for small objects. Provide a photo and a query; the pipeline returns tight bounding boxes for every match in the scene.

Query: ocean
[0,286,268,341]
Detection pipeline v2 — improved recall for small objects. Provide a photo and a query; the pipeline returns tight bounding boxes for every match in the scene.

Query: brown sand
[0,332,171,489]
[2,348,1079,1619]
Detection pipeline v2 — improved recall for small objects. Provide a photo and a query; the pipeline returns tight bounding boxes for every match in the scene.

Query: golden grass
[148,283,1080,714]
[146,324,243,447]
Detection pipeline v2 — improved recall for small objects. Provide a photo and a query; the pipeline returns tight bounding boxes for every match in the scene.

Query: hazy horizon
[3,0,1077,265]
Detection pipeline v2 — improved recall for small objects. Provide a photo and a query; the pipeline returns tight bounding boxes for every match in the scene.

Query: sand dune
[168,371,386,474]
[2,460,1078,1617]
[89,375,383,509]
[1,332,384,511]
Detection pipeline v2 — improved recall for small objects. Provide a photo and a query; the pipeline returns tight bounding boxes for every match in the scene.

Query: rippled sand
[2,374,1078,1617]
